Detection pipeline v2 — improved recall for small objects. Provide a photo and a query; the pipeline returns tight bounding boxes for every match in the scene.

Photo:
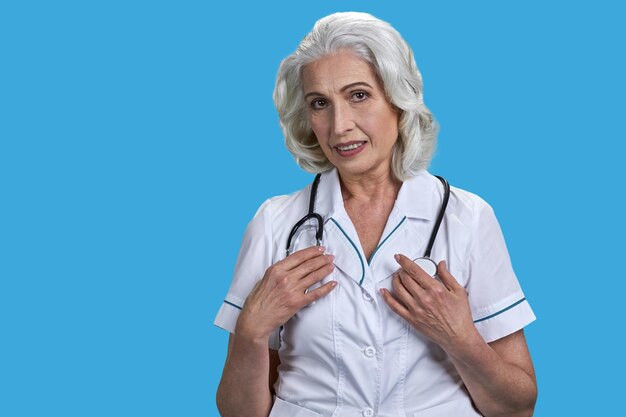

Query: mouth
[334,141,366,157]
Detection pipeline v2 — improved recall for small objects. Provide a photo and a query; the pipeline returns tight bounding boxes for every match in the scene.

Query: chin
[335,160,390,179]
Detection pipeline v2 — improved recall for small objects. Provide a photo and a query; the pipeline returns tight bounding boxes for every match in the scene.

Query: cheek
[365,121,398,147]
[309,116,329,143]
[364,106,399,143]
[381,117,400,146]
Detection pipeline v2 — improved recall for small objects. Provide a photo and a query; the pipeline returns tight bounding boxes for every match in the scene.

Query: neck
[338,167,402,203]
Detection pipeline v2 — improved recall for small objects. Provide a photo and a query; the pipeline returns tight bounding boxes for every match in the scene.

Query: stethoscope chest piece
[412,256,438,278]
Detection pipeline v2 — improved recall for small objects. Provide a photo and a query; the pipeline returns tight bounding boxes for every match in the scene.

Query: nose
[331,101,355,136]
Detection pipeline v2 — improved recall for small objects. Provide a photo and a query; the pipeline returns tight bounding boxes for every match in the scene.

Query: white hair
[273,12,439,181]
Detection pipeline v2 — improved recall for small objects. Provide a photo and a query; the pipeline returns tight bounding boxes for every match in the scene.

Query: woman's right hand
[235,246,336,343]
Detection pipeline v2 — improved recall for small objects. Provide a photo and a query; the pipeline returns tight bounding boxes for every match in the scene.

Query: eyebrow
[304,82,373,100]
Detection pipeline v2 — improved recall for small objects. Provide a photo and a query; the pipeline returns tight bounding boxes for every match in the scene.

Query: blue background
[1,1,624,416]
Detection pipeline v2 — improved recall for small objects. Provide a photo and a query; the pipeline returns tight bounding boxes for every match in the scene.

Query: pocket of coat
[413,397,481,417]
[269,397,324,417]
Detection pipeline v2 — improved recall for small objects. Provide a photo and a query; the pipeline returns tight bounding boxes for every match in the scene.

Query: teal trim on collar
[224,300,242,310]
[473,298,526,323]
[330,218,366,286]
[368,216,407,265]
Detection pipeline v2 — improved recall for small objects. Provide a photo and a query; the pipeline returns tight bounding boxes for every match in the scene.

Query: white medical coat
[214,168,535,417]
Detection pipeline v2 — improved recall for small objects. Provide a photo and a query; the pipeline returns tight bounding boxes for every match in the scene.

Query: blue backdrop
[1,1,624,416]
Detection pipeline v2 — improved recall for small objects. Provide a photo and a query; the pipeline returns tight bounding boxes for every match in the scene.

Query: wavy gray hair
[273,12,438,181]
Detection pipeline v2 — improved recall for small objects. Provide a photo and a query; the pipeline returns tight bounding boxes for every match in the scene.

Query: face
[301,51,400,180]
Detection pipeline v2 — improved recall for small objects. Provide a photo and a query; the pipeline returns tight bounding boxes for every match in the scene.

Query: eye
[351,91,369,102]
[310,98,328,110]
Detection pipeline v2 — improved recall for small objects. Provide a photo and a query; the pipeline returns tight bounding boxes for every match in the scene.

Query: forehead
[301,52,381,93]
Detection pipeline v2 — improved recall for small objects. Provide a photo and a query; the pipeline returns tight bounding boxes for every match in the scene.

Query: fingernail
[394,254,400,262]
[318,246,325,252]
[332,280,338,286]
[379,288,386,295]
[327,254,335,261]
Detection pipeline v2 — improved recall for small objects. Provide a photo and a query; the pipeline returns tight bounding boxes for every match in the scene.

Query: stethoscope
[286,173,450,278]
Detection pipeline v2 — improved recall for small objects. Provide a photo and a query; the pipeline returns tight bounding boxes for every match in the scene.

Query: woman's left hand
[380,254,478,355]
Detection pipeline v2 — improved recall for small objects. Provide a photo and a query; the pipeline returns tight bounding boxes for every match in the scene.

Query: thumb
[437,260,461,291]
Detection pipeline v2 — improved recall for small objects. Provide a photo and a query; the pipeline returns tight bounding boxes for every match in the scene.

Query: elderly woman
[215,12,537,417]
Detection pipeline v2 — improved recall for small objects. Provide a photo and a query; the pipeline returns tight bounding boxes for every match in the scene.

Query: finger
[291,254,334,282]
[303,279,338,305]
[300,259,335,289]
[392,272,419,310]
[437,260,462,292]
[281,246,327,270]
[394,254,435,290]
[398,269,424,298]
[380,288,411,319]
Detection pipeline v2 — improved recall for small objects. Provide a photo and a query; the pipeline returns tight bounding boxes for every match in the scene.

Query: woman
[215,12,537,417]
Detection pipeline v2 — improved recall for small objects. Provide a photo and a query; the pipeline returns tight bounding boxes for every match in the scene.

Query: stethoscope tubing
[286,173,450,277]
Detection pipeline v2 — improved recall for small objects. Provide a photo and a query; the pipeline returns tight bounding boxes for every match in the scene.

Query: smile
[336,142,365,151]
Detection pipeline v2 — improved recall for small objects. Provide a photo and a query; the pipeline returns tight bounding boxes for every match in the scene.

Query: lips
[334,141,366,157]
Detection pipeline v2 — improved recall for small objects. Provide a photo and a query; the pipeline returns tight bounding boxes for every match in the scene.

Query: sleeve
[213,199,281,350]
[466,200,536,343]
